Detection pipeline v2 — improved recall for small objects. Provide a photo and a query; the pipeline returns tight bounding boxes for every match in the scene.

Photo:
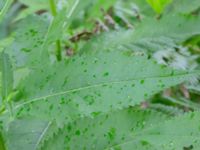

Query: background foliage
[0,0,200,149]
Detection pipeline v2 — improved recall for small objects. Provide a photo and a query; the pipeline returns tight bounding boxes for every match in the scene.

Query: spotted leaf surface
[41,109,200,150]
[12,50,199,125]
[5,15,49,68]
[0,0,200,150]
[6,118,58,150]
[41,108,169,150]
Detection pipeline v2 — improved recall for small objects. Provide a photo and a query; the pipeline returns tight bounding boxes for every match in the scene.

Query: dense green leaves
[0,0,200,149]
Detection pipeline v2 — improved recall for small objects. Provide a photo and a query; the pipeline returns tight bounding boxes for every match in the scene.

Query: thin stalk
[56,40,61,61]
[164,96,199,110]
[1,52,14,118]
[0,0,14,23]
[49,0,62,61]
[179,97,200,110]
[7,99,14,117]
[49,0,57,16]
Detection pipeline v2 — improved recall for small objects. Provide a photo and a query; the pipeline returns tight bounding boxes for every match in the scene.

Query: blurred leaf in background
[146,0,172,14]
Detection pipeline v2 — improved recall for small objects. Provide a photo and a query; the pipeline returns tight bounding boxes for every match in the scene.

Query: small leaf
[146,0,172,14]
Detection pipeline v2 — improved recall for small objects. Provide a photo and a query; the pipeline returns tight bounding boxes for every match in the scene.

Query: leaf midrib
[34,121,52,150]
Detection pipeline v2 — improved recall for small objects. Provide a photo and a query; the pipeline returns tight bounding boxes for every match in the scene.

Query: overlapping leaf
[5,15,49,68]
[6,118,57,150]
[35,108,170,150]
[41,108,200,150]
[82,14,200,53]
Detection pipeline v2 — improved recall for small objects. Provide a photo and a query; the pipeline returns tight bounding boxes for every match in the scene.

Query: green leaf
[165,0,200,14]
[0,51,13,100]
[42,109,200,150]
[132,111,200,150]
[1,1,200,150]
[86,0,116,18]
[40,0,95,57]
[12,50,199,125]
[0,132,6,150]
[18,0,49,9]
[41,108,168,150]
[0,51,14,117]
[6,118,58,150]
[82,14,200,53]
[5,15,49,68]
[14,0,49,21]
[0,0,13,23]
[146,0,172,14]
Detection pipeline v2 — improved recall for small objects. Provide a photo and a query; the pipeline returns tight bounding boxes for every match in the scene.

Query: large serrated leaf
[1,1,200,150]
[41,109,200,150]
[10,50,199,126]
[41,108,169,150]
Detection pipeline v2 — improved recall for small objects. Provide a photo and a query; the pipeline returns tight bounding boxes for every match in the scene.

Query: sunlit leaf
[146,0,172,14]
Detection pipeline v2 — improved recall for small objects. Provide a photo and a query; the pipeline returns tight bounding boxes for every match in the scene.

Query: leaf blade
[12,50,200,126]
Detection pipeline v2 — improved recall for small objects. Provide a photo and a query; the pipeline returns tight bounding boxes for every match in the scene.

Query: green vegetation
[0,0,200,149]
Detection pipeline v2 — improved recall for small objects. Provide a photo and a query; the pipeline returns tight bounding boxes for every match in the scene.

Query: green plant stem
[0,0,13,23]
[164,96,199,110]
[49,0,57,16]
[7,100,14,117]
[49,0,62,61]
[56,40,62,61]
